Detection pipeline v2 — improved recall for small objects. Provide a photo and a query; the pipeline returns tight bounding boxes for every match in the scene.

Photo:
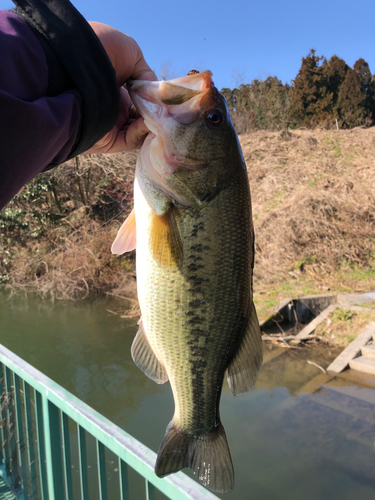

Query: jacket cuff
[12,0,120,160]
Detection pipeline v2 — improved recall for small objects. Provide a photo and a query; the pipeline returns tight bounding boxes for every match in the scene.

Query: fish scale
[135,169,252,432]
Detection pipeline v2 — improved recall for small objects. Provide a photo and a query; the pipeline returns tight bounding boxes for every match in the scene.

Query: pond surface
[1,291,375,499]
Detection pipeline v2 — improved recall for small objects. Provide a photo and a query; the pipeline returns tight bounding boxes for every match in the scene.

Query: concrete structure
[296,304,338,340]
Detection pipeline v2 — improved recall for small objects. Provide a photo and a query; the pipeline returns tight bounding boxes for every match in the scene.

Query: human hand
[85,22,157,154]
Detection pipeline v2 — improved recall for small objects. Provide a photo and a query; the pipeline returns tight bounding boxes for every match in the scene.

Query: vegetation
[0,154,137,300]
[315,308,375,347]
[222,50,375,132]
[2,50,375,318]
[2,127,375,320]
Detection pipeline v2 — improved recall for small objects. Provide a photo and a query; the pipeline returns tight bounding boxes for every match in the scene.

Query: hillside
[244,128,375,318]
[1,128,375,320]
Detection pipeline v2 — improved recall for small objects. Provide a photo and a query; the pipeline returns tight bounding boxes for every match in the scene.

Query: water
[1,291,375,499]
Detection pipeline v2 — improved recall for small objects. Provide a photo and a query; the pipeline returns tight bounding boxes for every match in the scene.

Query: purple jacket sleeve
[0,11,81,209]
[0,1,120,210]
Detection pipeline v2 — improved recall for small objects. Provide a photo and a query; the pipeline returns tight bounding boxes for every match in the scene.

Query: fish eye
[206,109,224,127]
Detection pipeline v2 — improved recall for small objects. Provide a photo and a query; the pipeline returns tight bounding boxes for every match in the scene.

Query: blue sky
[3,0,375,90]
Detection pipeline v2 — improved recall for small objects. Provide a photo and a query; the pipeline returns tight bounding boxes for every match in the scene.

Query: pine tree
[353,58,375,119]
[337,68,369,127]
[288,49,326,127]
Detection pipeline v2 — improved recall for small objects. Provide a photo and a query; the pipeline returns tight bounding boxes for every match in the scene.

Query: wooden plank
[349,357,375,375]
[327,322,375,374]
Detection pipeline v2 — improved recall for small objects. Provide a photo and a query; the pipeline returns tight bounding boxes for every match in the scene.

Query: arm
[0,1,156,210]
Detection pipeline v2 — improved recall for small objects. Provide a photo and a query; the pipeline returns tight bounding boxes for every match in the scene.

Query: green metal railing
[0,344,219,500]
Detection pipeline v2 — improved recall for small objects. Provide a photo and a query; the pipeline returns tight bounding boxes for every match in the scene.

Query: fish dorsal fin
[227,301,263,396]
[131,318,168,384]
[111,209,136,255]
[149,207,183,268]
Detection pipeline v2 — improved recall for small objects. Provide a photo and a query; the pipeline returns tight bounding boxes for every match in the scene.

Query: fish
[111,70,263,493]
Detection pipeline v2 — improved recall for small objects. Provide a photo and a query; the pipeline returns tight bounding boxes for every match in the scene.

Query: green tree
[337,68,369,127]
[288,49,326,127]
[353,58,375,118]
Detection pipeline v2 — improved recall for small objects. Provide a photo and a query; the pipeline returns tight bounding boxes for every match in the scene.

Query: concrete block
[337,293,375,307]
[260,297,292,329]
[361,344,375,359]
[327,322,375,374]
[349,357,375,375]
[296,294,336,323]
[295,304,338,339]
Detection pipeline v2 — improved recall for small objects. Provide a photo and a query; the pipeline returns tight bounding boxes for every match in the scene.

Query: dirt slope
[2,129,375,319]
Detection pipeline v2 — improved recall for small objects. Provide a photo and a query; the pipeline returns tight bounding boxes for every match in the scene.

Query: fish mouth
[128,71,214,133]
[129,71,215,171]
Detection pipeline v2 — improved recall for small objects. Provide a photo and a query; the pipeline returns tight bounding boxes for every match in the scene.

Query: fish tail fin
[155,421,234,493]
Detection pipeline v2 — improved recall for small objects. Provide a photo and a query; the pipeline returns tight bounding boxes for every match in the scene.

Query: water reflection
[1,292,375,499]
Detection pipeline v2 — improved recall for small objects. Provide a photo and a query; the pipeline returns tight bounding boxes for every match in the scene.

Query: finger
[131,43,157,82]
[109,117,150,153]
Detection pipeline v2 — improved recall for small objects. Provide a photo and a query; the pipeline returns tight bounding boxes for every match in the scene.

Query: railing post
[146,479,156,500]
[42,396,64,500]
[14,374,29,496]
[0,363,9,469]
[119,458,129,500]
[97,440,108,500]
[61,412,74,500]
[24,382,38,499]
[78,424,89,500]
[4,367,19,485]
[35,391,48,500]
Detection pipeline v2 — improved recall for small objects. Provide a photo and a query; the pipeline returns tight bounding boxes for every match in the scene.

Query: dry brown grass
[2,128,375,309]
[3,151,138,301]
[244,128,375,318]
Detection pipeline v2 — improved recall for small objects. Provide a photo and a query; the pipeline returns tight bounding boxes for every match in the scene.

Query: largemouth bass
[112,71,263,493]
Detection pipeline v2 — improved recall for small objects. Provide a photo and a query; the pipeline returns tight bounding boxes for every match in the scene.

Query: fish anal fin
[149,207,183,268]
[155,421,234,494]
[227,300,263,396]
[131,319,168,384]
[111,209,136,255]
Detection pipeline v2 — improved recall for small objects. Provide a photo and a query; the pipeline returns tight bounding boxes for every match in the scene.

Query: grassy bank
[1,128,375,320]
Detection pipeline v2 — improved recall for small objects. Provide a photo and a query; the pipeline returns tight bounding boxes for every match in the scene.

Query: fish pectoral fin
[149,207,183,268]
[131,318,168,384]
[227,300,263,396]
[111,209,136,255]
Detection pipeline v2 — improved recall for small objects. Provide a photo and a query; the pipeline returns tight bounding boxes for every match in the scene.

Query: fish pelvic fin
[131,318,168,384]
[155,421,234,494]
[227,300,263,396]
[149,207,183,268]
[111,209,136,255]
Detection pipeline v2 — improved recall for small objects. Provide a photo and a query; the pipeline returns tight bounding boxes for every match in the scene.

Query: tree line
[221,49,375,132]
